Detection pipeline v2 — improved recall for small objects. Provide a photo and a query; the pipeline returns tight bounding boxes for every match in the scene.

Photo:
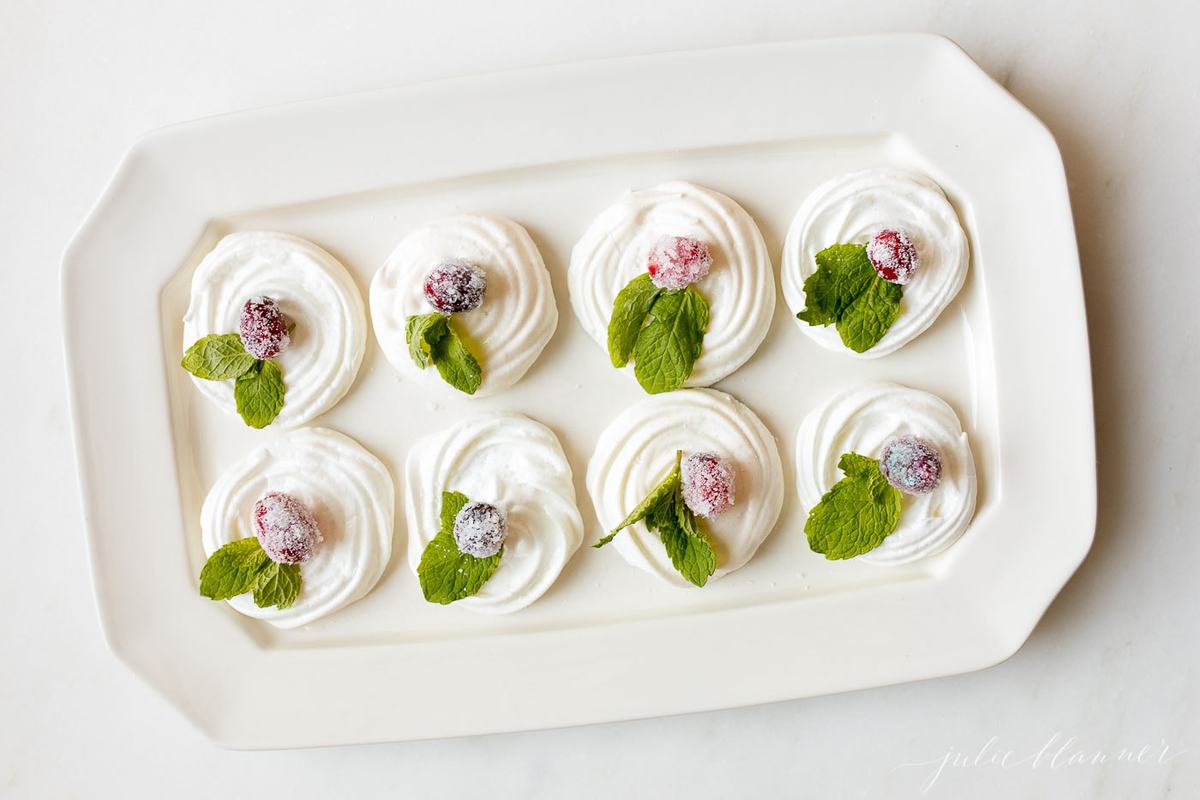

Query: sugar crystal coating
[238,295,290,359]
[681,452,736,518]
[879,435,942,495]
[647,235,713,290]
[253,491,322,564]
[453,501,507,558]
[423,259,486,313]
[866,228,920,285]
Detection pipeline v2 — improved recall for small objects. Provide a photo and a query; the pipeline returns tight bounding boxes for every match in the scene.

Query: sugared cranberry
[253,491,322,564]
[681,452,736,518]
[423,259,486,313]
[866,228,920,284]
[238,296,290,359]
[879,436,942,495]
[453,501,507,558]
[647,235,713,290]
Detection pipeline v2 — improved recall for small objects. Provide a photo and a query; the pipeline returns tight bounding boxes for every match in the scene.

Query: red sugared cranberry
[879,436,942,495]
[453,501,507,558]
[681,452,736,519]
[238,296,290,360]
[866,228,920,284]
[647,235,713,290]
[423,259,486,313]
[253,491,322,564]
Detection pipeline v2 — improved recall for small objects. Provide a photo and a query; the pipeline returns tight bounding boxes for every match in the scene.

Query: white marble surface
[2,0,1196,796]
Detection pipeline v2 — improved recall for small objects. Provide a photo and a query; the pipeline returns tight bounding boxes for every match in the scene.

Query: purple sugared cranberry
[239,295,290,360]
[423,259,486,313]
[681,452,736,519]
[453,501,507,558]
[879,435,942,495]
[866,228,920,284]
[647,235,713,290]
[253,491,322,564]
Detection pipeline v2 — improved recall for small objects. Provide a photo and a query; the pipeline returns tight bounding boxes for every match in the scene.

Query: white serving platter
[62,35,1095,749]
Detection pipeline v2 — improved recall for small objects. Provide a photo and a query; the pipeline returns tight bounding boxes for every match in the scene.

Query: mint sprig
[198,536,302,609]
[417,491,503,604]
[405,313,483,395]
[607,276,709,394]
[182,333,287,427]
[797,243,902,353]
[594,450,717,587]
[805,452,903,560]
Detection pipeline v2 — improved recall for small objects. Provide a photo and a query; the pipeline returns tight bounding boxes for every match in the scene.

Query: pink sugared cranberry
[647,235,713,290]
[681,452,736,519]
[866,228,920,284]
[453,501,507,558]
[239,296,290,360]
[253,491,322,564]
[879,435,942,495]
[423,259,486,313]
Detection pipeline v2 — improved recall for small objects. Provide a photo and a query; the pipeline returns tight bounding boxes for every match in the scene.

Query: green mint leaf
[607,273,663,368]
[595,451,683,546]
[199,537,271,600]
[430,319,482,395]
[234,359,286,429]
[251,561,302,609]
[796,243,903,353]
[633,286,709,394]
[418,489,502,604]
[406,312,449,370]
[838,276,902,353]
[796,243,878,325]
[406,314,482,395]
[439,490,470,533]
[181,333,257,380]
[805,452,903,560]
[655,492,717,587]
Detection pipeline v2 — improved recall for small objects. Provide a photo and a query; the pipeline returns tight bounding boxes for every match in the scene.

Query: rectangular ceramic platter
[63,36,1095,748]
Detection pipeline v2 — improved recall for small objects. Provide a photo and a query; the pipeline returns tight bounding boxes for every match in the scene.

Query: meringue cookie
[371,214,557,396]
[200,427,394,628]
[782,169,969,357]
[405,412,583,613]
[569,182,775,386]
[587,388,783,586]
[182,231,367,427]
[796,382,977,565]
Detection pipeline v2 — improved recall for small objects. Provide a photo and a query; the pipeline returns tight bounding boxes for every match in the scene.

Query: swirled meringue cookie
[587,389,783,587]
[405,413,583,613]
[182,231,367,427]
[796,382,977,565]
[568,182,775,386]
[370,215,557,396]
[782,169,969,358]
[200,427,395,628]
